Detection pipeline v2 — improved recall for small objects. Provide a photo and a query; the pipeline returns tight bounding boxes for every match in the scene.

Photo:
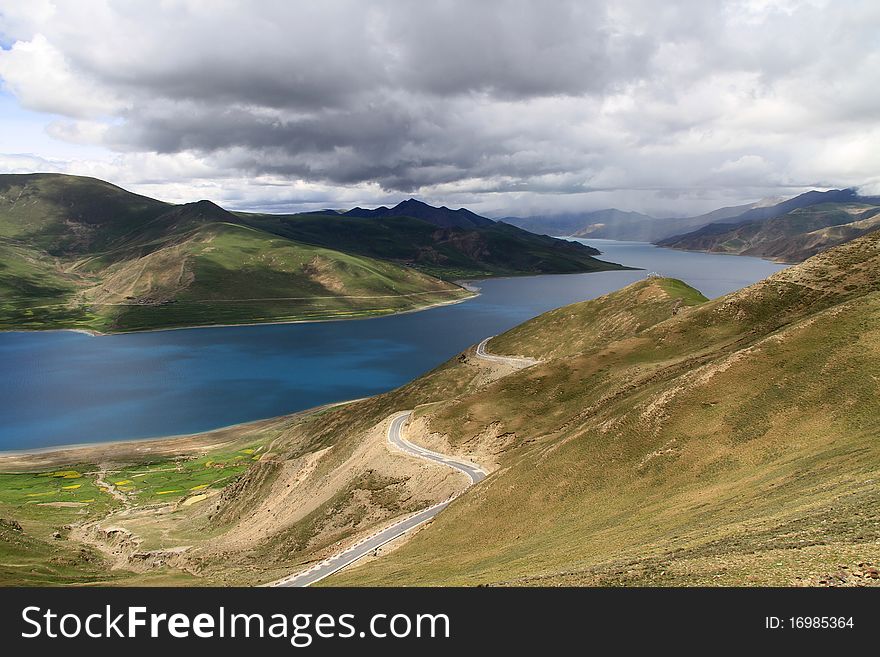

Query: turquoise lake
[0,240,787,450]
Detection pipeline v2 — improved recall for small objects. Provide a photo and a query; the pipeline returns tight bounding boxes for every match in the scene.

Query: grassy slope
[237,212,625,279]
[0,173,171,330]
[0,173,171,252]
[327,233,880,586]
[490,276,707,360]
[78,222,469,332]
[0,466,124,586]
[0,174,470,332]
[660,202,880,263]
[189,353,513,585]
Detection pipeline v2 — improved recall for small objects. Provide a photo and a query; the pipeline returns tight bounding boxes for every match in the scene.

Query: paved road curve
[272,336,536,587]
[387,411,486,485]
[475,336,539,368]
[273,411,485,587]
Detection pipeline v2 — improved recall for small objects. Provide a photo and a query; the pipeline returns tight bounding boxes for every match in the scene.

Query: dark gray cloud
[0,0,879,214]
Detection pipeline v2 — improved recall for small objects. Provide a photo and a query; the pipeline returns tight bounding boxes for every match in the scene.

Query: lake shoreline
[0,258,637,338]
[640,243,798,265]
[0,289,479,338]
[0,397,364,468]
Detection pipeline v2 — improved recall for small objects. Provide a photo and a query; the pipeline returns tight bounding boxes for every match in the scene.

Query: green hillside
[327,232,880,586]
[0,173,626,332]
[0,174,471,332]
[75,222,470,332]
[0,173,171,253]
[490,276,707,360]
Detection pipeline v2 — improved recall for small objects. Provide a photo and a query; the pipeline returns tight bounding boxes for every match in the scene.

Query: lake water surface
[0,241,787,450]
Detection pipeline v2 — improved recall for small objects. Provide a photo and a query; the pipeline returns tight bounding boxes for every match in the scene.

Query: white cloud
[0,34,120,118]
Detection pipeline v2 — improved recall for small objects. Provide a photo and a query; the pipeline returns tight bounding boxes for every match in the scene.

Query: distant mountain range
[502,204,763,242]
[239,198,620,279]
[504,188,880,262]
[10,171,874,337]
[657,189,880,261]
[0,174,622,333]
[503,209,652,238]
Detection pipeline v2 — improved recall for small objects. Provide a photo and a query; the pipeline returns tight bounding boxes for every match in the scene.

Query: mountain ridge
[499,189,874,245]
[503,204,760,242]
[345,198,496,229]
[658,190,880,261]
[238,204,620,280]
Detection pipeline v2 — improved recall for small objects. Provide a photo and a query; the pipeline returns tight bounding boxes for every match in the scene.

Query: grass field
[0,465,122,585]
[0,420,280,586]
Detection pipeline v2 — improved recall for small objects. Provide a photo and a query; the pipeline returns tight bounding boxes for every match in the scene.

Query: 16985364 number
[790,617,854,629]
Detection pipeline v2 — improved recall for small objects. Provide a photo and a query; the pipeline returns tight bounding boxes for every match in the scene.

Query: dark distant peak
[791,188,856,204]
[394,198,433,212]
[158,199,238,227]
[344,198,494,229]
[391,198,495,228]
[177,199,232,216]
[191,199,223,210]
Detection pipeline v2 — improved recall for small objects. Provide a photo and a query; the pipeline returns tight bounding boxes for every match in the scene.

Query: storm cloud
[0,0,878,215]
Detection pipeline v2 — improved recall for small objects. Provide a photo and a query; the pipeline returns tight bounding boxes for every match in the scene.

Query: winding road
[387,411,486,485]
[271,336,534,587]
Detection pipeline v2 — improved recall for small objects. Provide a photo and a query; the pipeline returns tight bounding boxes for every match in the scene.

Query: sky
[0,0,878,218]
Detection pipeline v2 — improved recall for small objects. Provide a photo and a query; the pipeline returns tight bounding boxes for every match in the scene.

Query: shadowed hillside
[344,198,495,229]
[237,210,621,280]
